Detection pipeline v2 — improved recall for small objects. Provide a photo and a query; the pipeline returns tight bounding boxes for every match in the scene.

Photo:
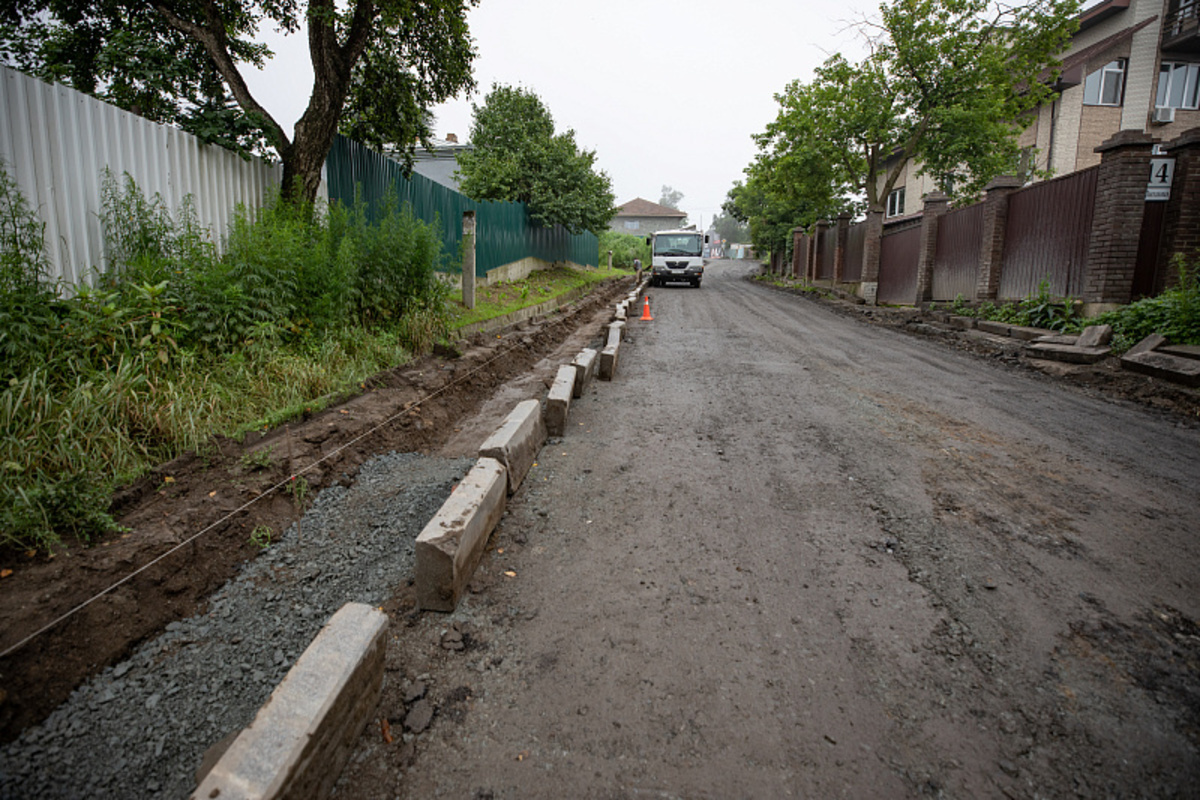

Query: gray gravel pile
[0,451,473,800]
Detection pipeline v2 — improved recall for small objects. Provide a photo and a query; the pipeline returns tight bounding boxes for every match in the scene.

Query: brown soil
[0,276,633,745]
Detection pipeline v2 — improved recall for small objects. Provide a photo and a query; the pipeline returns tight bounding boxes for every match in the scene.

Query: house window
[1083,59,1126,106]
[623,220,640,231]
[886,187,906,218]
[1157,62,1200,110]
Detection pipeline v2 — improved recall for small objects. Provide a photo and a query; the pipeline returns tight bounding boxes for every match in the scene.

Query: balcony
[1163,1,1200,53]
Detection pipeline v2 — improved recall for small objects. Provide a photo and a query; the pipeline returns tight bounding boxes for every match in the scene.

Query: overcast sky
[245,0,876,229]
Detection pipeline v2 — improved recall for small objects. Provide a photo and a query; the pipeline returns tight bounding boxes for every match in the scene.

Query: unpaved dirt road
[335,259,1200,799]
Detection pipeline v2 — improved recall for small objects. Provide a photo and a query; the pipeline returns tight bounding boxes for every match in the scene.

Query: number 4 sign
[1146,158,1175,202]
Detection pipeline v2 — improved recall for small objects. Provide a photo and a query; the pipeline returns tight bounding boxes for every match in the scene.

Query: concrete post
[860,206,884,305]
[462,211,476,310]
[1084,130,1157,305]
[833,213,852,285]
[1158,126,1200,286]
[974,177,1022,301]
[915,192,950,303]
[607,250,613,271]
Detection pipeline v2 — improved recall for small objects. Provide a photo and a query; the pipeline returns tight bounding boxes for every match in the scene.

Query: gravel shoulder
[333,259,1200,799]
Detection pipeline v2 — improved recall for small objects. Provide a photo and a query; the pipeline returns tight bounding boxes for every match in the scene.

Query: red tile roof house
[609,198,688,235]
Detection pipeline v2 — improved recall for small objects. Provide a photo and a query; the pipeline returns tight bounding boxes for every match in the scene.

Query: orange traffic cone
[640,296,653,321]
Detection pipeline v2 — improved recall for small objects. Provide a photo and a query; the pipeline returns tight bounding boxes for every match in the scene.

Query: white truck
[646,229,709,288]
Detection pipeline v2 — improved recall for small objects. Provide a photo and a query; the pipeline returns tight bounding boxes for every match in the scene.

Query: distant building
[609,197,688,235]
[387,133,473,191]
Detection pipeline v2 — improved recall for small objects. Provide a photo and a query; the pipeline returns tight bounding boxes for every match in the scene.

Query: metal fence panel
[843,222,865,282]
[932,202,985,302]
[0,66,282,287]
[325,136,598,276]
[879,222,921,305]
[999,166,1098,299]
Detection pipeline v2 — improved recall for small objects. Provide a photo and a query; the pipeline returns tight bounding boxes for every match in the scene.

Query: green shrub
[1089,255,1200,352]
[599,230,650,269]
[0,167,454,552]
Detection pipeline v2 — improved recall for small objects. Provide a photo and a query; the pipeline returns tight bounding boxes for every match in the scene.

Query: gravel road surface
[334,259,1200,799]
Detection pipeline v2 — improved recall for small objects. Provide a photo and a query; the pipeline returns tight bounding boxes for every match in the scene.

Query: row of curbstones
[191,277,650,800]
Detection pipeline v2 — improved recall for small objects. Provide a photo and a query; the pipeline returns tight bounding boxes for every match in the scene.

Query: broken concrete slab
[1033,334,1079,346]
[1160,344,1200,361]
[1024,343,1111,364]
[1009,325,1058,341]
[608,320,626,343]
[570,348,597,398]
[976,320,1012,337]
[544,365,575,437]
[1127,333,1168,357]
[191,603,387,800]
[415,458,507,611]
[1121,350,1200,387]
[598,343,619,381]
[607,324,623,349]
[479,399,546,494]
[1077,324,1113,348]
[948,315,978,330]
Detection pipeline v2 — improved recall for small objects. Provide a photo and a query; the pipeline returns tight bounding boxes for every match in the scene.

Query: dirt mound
[0,277,630,744]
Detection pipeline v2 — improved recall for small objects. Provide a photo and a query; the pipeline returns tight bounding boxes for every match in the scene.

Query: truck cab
[647,229,709,288]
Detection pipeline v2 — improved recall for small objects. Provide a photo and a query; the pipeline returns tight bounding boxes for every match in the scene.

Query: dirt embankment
[0,276,632,744]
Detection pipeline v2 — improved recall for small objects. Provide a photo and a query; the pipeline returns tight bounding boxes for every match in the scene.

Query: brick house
[609,198,688,235]
[877,0,1199,221]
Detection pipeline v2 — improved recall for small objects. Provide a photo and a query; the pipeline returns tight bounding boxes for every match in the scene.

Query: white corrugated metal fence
[0,65,283,286]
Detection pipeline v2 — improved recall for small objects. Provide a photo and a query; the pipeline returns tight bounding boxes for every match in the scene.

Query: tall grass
[0,167,453,552]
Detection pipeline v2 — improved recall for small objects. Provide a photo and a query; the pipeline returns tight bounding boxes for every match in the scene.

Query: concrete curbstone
[599,343,619,381]
[415,458,508,611]
[570,349,597,398]
[544,365,576,436]
[608,321,626,344]
[190,603,388,800]
[948,315,978,330]
[479,399,546,495]
[1009,325,1057,341]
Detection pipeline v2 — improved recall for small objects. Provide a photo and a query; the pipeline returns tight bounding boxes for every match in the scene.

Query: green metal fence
[325,135,598,277]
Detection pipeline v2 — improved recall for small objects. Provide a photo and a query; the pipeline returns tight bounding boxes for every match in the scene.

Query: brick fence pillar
[974,176,1022,301]
[860,206,884,305]
[833,213,852,285]
[812,219,831,282]
[790,227,803,277]
[806,226,818,280]
[1160,126,1200,284]
[1083,130,1156,304]
[915,192,950,303]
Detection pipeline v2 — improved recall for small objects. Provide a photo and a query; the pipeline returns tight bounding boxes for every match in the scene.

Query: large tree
[658,185,683,210]
[755,0,1078,212]
[455,84,616,236]
[1,0,478,204]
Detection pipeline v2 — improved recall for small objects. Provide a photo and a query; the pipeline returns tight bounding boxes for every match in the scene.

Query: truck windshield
[653,234,702,257]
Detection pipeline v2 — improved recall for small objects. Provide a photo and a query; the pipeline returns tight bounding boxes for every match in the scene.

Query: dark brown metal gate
[878,222,921,305]
[844,222,865,282]
[1000,166,1098,299]
[816,225,837,280]
[932,203,984,302]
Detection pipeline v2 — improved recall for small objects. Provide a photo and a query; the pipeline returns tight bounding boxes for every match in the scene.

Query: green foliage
[598,231,650,269]
[456,84,617,236]
[659,186,684,211]
[710,211,750,246]
[3,0,478,203]
[1090,256,1200,352]
[249,524,273,549]
[750,0,1079,216]
[0,167,451,552]
[950,280,1079,331]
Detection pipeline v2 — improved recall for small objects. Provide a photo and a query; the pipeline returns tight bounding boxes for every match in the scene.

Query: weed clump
[0,166,451,552]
